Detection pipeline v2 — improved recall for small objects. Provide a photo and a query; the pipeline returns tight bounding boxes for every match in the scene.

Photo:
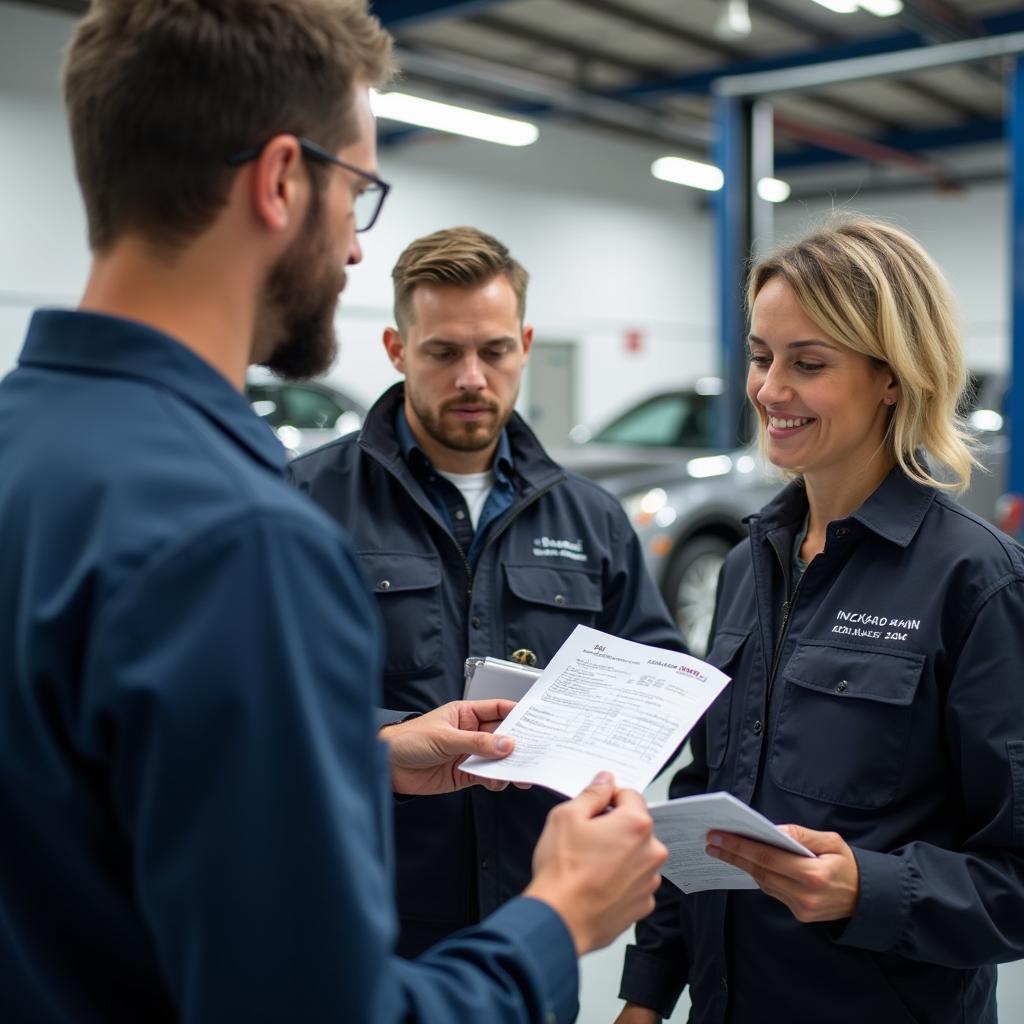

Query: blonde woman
[617,217,1024,1024]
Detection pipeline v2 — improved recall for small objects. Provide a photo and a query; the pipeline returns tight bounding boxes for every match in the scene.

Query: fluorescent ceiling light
[756,176,791,203]
[810,0,858,12]
[857,0,903,14]
[810,0,904,14]
[370,90,539,147]
[651,156,724,192]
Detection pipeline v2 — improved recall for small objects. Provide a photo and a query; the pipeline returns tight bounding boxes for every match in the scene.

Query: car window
[246,384,283,426]
[593,392,714,447]
[281,386,345,430]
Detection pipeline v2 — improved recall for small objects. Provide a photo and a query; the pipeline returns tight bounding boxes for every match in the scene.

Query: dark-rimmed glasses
[227,136,390,233]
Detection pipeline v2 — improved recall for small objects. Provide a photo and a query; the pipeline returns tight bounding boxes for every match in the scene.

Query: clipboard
[463,656,541,702]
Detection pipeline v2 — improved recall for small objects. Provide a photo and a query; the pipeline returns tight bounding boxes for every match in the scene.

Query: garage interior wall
[2,2,1022,1021]
[0,1,1010,435]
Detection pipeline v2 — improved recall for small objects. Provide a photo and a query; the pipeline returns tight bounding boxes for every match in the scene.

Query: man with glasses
[290,225,686,958]
[0,3,667,1023]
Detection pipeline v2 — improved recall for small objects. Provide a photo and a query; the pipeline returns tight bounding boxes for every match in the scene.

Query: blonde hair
[747,215,978,493]
[392,226,529,330]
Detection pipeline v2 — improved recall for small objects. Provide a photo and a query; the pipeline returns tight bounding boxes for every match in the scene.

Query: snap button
[471,616,481,629]
[455,509,466,520]
[554,593,566,606]
[376,579,391,592]
[752,720,763,735]
[836,527,849,538]
[837,679,848,693]
[481,858,490,870]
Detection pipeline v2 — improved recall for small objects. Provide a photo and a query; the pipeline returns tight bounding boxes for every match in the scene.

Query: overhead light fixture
[652,159,790,204]
[810,0,903,14]
[715,0,752,39]
[857,0,903,14]
[810,0,858,12]
[756,176,791,203]
[651,156,724,192]
[370,90,539,147]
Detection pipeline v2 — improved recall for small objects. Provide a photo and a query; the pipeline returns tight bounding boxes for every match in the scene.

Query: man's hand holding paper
[461,625,731,796]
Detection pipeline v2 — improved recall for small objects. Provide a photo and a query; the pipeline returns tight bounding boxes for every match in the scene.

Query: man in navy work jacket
[289,225,685,956]
[0,3,668,1022]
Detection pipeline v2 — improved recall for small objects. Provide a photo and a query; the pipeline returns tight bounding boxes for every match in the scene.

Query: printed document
[650,791,814,893]
[461,625,730,797]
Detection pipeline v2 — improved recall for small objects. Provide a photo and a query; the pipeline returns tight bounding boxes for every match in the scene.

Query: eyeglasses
[227,136,390,233]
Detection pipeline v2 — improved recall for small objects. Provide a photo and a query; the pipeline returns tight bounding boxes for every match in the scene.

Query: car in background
[556,372,1013,656]
[245,372,366,456]
[555,381,779,656]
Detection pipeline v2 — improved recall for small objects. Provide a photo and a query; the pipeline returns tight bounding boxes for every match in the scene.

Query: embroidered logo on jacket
[532,536,587,562]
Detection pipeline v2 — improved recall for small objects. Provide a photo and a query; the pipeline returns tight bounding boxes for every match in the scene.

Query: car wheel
[663,535,733,658]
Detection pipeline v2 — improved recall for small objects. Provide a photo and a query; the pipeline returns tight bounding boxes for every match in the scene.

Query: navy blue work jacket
[0,311,578,1024]
[288,382,684,954]
[621,470,1024,1024]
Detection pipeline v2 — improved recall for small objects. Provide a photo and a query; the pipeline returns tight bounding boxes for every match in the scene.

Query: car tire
[663,534,734,658]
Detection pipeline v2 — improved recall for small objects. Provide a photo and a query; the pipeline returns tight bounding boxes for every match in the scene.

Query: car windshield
[592,392,715,448]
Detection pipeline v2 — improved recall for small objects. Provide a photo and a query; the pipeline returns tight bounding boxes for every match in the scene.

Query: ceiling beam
[615,10,1024,99]
[371,0,511,29]
[465,13,673,82]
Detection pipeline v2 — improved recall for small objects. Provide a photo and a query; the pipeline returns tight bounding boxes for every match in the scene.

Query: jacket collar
[359,382,564,492]
[751,465,936,549]
[19,309,287,473]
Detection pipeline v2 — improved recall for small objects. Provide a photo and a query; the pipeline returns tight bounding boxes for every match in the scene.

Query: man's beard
[257,190,345,381]
[408,389,513,453]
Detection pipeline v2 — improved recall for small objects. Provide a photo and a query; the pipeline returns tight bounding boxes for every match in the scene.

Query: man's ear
[246,134,307,237]
[521,325,534,359]
[383,327,406,374]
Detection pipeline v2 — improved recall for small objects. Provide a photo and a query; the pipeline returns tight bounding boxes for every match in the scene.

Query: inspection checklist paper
[461,624,730,797]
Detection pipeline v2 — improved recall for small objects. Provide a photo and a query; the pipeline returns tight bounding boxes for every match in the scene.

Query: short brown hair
[748,215,977,492]
[392,226,529,330]
[63,0,394,253]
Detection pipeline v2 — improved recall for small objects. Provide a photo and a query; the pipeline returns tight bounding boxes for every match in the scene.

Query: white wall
[2,2,1022,1020]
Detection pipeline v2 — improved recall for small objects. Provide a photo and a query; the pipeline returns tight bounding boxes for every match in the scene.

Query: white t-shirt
[436,469,495,530]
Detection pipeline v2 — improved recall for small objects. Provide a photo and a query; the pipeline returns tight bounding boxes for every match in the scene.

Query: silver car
[245,371,366,456]
[557,374,1012,657]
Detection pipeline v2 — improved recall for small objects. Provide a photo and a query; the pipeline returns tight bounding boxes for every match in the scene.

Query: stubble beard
[409,390,515,453]
[257,188,345,381]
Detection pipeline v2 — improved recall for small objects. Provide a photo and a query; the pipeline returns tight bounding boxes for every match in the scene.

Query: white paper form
[649,791,814,894]
[461,625,731,797]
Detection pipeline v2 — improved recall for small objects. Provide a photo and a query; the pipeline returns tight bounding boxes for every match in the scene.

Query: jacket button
[720,975,728,989]
[376,579,391,592]
[481,858,490,870]
[837,679,848,693]
[455,509,466,520]
[554,594,566,606]
[471,616,481,629]
[753,720,763,735]
[836,527,849,538]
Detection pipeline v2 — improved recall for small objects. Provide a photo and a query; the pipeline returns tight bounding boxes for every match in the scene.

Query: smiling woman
[617,216,1024,1024]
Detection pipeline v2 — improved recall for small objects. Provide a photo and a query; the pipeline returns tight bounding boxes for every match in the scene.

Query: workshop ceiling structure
[20,0,1024,197]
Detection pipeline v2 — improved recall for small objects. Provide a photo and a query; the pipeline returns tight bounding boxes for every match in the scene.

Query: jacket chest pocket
[503,563,602,665]
[769,641,925,810]
[355,551,442,675]
[703,628,750,771]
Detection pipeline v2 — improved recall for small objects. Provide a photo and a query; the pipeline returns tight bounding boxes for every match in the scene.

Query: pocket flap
[784,641,924,706]
[706,628,751,671]
[504,563,602,612]
[355,551,441,594]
